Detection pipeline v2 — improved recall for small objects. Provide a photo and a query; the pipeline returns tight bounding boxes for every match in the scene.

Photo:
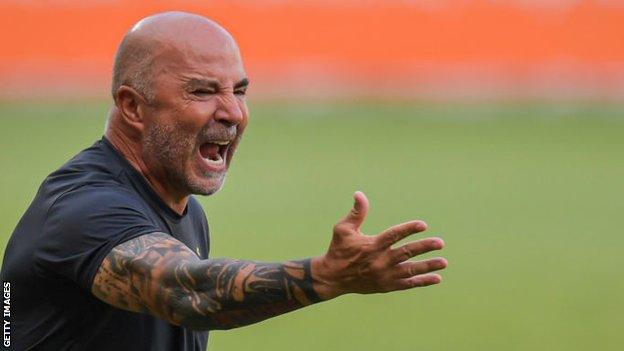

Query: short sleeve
[35,185,161,291]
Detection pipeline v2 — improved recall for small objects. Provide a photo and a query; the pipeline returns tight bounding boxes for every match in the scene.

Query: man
[0,11,447,351]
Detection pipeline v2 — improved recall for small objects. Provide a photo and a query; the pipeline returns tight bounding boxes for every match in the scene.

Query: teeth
[213,141,230,146]
[203,153,224,165]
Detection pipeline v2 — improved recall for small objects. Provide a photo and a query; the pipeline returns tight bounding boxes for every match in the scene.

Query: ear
[114,85,148,133]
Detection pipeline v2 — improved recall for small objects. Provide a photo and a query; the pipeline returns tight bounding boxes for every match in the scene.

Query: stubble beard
[143,122,226,197]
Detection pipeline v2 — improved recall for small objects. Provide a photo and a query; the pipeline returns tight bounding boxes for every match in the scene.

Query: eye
[234,89,247,96]
[192,89,215,96]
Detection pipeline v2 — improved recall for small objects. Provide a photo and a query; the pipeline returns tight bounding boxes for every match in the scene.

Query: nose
[214,94,244,126]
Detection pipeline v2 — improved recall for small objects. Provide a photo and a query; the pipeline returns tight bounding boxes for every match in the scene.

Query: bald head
[111,11,239,102]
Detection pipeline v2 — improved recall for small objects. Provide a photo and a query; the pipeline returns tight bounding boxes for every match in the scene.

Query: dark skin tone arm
[92,192,447,330]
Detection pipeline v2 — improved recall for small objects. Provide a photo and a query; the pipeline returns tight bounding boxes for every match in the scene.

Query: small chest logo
[195,246,201,257]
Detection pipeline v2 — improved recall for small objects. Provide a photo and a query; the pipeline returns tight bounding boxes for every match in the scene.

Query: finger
[393,274,442,291]
[375,220,428,248]
[338,191,369,231]
[391,257,447,279]
[388,237,445,265]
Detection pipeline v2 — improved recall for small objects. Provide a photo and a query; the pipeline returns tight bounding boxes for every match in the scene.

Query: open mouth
[199,140,230,167]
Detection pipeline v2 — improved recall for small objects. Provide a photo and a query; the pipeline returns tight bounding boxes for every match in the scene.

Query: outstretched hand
[312,191,447,300]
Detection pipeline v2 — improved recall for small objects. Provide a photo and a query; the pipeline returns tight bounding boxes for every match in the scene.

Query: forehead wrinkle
[142,36,245,91]
[149,44,209,83]
[160,43,243,79]
[182,77,219,89]
[181,43,242,71]
[172,57,246,84]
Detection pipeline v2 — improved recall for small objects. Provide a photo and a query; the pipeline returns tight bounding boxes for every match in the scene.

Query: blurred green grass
[1,100,623,350]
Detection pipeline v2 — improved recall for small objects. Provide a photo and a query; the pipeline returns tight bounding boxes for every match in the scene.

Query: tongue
[200,143,220,160]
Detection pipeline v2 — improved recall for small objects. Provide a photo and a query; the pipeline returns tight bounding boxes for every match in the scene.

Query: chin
[188,175,226,196]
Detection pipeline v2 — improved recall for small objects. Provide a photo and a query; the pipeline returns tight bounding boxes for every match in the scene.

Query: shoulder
[43,184,155,240]
[35,185,161,288]
[41,138,129,206]
[49,139,124,180]
[52,184,149,216]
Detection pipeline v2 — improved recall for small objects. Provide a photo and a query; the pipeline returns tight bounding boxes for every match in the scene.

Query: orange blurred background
[1,0,623,100]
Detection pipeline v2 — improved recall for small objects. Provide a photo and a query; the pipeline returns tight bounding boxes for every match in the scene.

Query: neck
[105,120,189,215]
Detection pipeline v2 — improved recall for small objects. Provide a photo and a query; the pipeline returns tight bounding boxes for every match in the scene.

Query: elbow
[169,309,233,331]
[159,285,227,331]
[157,262,238,330]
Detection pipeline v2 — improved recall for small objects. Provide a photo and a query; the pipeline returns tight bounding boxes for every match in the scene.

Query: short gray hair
[110,34,156,103]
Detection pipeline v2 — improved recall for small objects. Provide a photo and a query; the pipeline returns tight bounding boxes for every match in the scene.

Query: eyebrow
[184,78,219,89]
[184,77,250,90]
[234,78,250,89]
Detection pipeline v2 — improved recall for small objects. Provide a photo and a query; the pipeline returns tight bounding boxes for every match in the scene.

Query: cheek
[238,101,249,129]
[176,100,218,129]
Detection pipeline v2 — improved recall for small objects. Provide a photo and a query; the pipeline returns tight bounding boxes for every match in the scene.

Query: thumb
[342,191,369,230]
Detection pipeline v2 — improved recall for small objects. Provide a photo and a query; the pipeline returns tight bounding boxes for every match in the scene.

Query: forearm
[166,258,324,330]
[93,233,331,331]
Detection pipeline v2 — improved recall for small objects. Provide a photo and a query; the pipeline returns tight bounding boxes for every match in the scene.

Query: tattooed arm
[93,232,322,329]
[92,192,448,330]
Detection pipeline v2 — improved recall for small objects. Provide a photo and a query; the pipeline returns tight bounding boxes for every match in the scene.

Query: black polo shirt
[1,137,210,350]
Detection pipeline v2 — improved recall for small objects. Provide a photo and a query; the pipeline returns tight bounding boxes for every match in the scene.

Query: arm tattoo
[92,232,322,330]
